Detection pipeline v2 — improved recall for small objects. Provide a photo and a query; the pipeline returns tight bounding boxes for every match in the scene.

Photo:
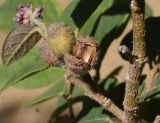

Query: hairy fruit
[47,23,75,57]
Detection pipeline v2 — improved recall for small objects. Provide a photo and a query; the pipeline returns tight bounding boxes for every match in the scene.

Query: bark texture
[123,0,146,123]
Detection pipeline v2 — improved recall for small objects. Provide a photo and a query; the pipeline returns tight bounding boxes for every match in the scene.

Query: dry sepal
[64,36,98,74]
[73,36,98,67]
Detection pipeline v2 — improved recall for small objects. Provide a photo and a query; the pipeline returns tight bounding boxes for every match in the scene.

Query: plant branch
[123,0,146,123]
[66,71,126,122]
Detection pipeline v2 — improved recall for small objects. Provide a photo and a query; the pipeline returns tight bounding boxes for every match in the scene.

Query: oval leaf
[80,0,114,35]
[0,48,49,91]
[60,0,82,29]
[26,79,65,106]
[2,24,42,65]
[15,67,65,89]
[139,73,160,103]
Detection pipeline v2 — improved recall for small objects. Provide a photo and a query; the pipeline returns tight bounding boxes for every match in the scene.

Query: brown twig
[66,71,126,122]
[123,0,146,123]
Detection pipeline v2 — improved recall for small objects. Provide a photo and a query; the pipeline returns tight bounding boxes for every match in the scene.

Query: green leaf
[94,13,129,43]
[60,0,81,29]
[80,0,114,35]
[100,77,119,91]
[153,73,160,86]
[77,107,109,123]
[0,65,8,88]
[26,79,65,106]
[0,48,49,90]
[61,0,107,30]
[92,3,130,78]
[53,85,83,116]
[139,85,160,103]
[145,3,153,18]
[0,47,66,90]
[54,95,67,112]
[92,1,130,44]
[139,73,160,103]
[55,85,83,108]
[0,0,61,32]
[98,66,122,89]
[0,0,62,90]
[15,67,65,89]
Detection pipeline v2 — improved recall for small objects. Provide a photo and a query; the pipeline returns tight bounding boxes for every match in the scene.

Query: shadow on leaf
[93,2,130,80]
[139,98,160,122]
[50,66,125,123]
[94,23,129,81]
[99,66,125,109]
[71,0,102,28]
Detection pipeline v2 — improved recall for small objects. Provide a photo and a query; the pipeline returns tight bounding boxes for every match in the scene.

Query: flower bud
[47,23,75,57]
[15,4,43,24]
[32,7,44,18]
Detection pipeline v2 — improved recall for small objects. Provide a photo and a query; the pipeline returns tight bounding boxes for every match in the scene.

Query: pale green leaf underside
[15,67,65,89]
[78,107,109,123]
[26,79,65,106]
[139,73,160,103]
[0,48,49,90]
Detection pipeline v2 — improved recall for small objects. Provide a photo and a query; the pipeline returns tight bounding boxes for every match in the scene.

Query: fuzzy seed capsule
[73,36,98,67]
[64,36,98,75]
[47,23,75,57]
